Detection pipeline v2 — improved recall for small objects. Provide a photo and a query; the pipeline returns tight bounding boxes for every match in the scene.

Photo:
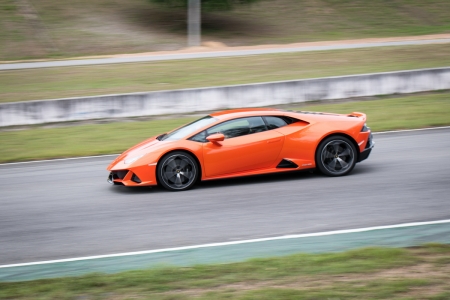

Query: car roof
[209,108,283,120]
[207,107,366,125]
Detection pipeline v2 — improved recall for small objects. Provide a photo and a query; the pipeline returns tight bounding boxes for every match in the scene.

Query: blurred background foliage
[149,0,261,11]
[1,0,449,60]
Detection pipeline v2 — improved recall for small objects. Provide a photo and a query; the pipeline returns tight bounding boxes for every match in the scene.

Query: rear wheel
[157,152,199,191]
[316,136,356,176]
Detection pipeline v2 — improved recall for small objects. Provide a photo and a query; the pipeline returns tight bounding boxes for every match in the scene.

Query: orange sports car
[107,108,374,191]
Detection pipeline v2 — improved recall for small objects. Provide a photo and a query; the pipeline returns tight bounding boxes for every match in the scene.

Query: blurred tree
[149,0,261,11]
[150,0,262,46]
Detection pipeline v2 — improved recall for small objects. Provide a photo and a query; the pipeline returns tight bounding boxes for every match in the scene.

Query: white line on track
[1,219,450,269]
[373,126,450,134]
[1,125,449,167]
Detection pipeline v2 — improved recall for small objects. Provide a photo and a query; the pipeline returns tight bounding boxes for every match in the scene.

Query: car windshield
[159,116,218,141]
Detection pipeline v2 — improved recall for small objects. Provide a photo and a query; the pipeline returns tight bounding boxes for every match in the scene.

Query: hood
[107,136,160,170]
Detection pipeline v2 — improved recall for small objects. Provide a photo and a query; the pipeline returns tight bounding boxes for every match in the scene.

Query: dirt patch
[114,33,450,57]
[5,32,448,63]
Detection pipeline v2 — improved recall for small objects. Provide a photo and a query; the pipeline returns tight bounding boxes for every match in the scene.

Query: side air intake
[131,173,142,183]
[276,159,298,168]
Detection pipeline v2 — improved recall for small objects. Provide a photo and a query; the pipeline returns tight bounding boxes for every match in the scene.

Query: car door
[199,117,285,177]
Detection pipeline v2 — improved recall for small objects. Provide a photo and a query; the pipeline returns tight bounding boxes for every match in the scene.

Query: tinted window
[190,130,208,143]
[264,116,288,130]
[190,117,267,142]
[248,117,267,134]
[207,118,250,139]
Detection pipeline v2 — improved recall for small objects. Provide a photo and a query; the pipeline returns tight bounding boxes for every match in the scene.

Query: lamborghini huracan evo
[107,108,374,191]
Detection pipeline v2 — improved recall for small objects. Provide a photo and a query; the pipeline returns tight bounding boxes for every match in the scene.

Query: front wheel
[316,136,357,176]
[157,151,199,191]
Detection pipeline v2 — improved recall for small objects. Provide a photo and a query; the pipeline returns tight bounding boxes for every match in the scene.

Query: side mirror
[206,133,225,143]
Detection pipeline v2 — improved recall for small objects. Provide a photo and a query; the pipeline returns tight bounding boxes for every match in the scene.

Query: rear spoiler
[348,112,366,121]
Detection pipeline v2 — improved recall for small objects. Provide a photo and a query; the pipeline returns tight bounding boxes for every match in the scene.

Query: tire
[157,151,199,191]
[316,136,357,176]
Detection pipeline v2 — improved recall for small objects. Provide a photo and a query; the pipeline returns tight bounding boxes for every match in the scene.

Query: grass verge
[0,91,449,163]
[1,0,450,60]
[0,245,449,299]
[1,43,450,103]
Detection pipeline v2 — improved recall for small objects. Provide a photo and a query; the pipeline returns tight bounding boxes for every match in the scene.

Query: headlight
[124,154,144,164]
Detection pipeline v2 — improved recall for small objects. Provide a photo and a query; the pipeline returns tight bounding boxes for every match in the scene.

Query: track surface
[1,38,450,70]
[1,129,450,265]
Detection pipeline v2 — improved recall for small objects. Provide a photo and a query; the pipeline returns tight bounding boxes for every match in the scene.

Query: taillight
[361,123,370,132]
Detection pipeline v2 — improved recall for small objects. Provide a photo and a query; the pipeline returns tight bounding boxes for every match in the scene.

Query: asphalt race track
[1,128,450,265]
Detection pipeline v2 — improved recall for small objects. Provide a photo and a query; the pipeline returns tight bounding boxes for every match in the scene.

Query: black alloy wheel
[316,136,357,176]
[157,152,199,191]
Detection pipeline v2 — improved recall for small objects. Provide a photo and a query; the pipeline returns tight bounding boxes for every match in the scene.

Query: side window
[207,118,250,139]
[190,130,207,142]
[264,116,288,130]
[247,117,267,134]
[189,117,267,142]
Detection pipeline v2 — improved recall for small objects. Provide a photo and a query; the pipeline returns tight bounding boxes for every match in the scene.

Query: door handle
[267,138,281,144]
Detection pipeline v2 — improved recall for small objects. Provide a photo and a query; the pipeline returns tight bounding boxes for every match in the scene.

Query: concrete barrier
[1,67,449,127]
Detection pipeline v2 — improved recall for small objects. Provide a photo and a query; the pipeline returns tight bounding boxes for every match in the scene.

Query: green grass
[0,91,449,163]
[1,44,450,103]
[1,245,449,299]
[0,0,449,60]
[0,117,197,163]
